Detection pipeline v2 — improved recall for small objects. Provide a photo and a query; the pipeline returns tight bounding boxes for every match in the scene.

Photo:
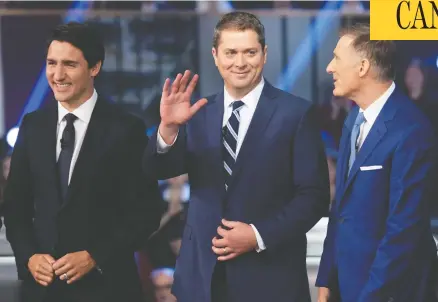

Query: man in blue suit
[144,11,330,302]
[316,23,438,302]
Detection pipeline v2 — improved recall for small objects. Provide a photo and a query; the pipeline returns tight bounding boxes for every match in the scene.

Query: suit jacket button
[388,297,394,302]
[338,217,345,223]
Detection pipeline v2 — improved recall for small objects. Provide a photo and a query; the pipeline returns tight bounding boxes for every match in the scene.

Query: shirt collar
[361,82,395,125]
[224,77,265,111]
[58,89,98,125]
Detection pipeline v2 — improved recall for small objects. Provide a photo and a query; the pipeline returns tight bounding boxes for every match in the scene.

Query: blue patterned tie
[223,100,244,190]
[348,112,365,173]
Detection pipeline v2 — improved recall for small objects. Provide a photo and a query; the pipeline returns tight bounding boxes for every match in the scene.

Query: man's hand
[28,254,56,287]
[52,251,96,284]
[318,287,331,302]
[159,70,207,144]
[212,219,258,261]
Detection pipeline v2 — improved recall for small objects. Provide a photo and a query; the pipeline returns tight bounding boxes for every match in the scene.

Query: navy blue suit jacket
[316,89,438,302]
[144,81,330,302]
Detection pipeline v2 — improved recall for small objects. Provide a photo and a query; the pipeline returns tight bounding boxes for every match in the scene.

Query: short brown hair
[213,11,265,50]
[341,23,396,81]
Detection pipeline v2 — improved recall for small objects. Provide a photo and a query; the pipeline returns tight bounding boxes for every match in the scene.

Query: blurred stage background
[0,1,438,301]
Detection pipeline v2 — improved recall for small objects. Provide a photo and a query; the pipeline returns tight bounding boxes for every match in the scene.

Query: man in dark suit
[316,23,438,302]
[3,22,162,302]
[144,11,330,302]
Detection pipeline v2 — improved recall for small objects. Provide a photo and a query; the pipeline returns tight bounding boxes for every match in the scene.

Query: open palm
[160,70,208,126]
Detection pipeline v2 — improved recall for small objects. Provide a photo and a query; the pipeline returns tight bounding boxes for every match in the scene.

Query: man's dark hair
[47,22,105,69]
[213,11,265,50]
[341,23,396,81]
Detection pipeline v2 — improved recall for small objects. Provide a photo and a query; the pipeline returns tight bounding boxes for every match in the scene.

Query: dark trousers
[44,279,73,302]
[211,262,227,302]
[44,278,108,302]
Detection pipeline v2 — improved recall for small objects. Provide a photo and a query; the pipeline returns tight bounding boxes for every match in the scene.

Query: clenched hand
[212,219,258,261]
[52,251,96,284]
[28,254,56,286]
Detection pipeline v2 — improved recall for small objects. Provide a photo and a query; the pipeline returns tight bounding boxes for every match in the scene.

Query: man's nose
[234,54,246,67]
[54,66,65,80]
[326,60,334,74]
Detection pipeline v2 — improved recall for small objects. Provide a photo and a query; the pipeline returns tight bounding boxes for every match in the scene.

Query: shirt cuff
[250,224,266,252]
[157,129,178,153]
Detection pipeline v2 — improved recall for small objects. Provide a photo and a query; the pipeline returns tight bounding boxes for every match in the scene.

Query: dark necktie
[58,113,77,202]
[222,100,244,190]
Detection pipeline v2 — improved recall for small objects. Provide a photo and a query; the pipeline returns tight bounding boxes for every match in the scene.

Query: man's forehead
[339,35,355,49]
[219,30,259,43]
[335,36,355,55]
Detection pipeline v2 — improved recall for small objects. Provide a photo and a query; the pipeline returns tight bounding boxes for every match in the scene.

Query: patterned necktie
[58,113,77,202]
[222,100,244,190]
[348,111,365,173]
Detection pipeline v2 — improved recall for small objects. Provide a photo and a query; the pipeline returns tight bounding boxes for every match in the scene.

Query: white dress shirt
[157,78,268,252]
[357,82,395,149]
[56,89,98,184]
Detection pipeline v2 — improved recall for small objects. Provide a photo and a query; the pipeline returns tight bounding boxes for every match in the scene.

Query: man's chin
[53,94,70,103]
[332,88,344,98]
[233,80,254,89]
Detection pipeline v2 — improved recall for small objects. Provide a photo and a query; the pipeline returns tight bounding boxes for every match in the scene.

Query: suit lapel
[337,91,399,205]
[206,92,225,149]
[39,103,62,205]
[226,82,278,193]
[334,108,357,208]
[344,121,387,186]
[60,98,109,209]
[205,92,226,195]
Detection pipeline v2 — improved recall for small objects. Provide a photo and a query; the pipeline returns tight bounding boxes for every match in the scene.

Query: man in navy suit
[144,11,330,302]
[316,23,438,302]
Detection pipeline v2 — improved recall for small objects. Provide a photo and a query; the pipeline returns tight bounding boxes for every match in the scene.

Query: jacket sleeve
[3,114,38,279]
[87,119,163,270]
[255,105,331,249]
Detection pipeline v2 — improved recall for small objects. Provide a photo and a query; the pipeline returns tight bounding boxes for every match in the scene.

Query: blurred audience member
[151,268,177,302]
[404,59,438,217]
[404,58,430,104]
[321,131,338,210]
[318,86,352,148]
[326,156,336,207]
[160,174,189,225]
[147,204,185,270]
[136,249,157,302]
[146,210,185,302]
[2,154,11,180]
[404,59,438,137]
[0,153,11,229]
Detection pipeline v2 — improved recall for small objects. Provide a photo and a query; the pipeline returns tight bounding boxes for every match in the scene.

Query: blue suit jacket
[144,81,330,302]
[316,89,438,302]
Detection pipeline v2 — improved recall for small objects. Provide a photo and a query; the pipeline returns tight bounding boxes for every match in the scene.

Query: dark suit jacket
[144,81,330,302]
[3,97,162,302]
[316,89,438,302]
